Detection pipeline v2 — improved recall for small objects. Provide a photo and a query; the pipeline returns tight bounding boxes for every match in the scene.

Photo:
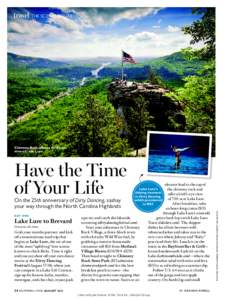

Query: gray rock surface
[108,80,186,132]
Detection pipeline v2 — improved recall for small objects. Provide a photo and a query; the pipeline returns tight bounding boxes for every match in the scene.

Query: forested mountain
[8,51,206,85]
[8,50,207,124]
[8,79,131,157]
[8,68,69,123]
[151,51,205,77]
[8,52,68,69]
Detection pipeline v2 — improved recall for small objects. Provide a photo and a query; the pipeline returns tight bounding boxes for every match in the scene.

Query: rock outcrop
[108,80,185,132]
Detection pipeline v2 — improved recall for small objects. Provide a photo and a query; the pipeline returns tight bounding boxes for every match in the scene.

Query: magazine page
[1,0,228,299]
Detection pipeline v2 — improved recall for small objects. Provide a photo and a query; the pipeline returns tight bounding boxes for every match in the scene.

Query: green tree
[182,8,215,60]
[168,62,215,133]
[125,96,154,156]
[64,95,130,157]
[148,68,164,86]
[168,7,215,154]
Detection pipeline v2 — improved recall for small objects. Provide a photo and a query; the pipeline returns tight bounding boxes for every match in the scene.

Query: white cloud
[109,8,159,24]
[8,19,64,44]
[112,30,191,58]
[8,28,192,59]
[127,31,159,43]
[8,14,84,47]
[64,8,161,28]
[152,25,160,29]
[8,9,193,59]
[167,25,180,33]
[8,20,45,35]
[48,13,80,32]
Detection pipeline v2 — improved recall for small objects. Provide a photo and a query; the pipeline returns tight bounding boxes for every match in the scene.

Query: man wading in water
[171,145,190,169]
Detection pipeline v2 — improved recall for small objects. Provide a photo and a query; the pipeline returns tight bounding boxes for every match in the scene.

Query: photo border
[146,130,212,178]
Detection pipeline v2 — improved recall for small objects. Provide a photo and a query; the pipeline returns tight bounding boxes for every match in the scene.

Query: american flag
[122,50,136,64]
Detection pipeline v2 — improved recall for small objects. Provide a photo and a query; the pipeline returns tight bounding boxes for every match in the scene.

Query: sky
[8,7,203,59]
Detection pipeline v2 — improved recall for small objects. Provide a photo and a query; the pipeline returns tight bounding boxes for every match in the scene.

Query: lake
[148,154,209,175]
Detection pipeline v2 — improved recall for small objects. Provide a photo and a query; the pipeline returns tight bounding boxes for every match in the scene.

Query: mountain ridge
[8,51,207,87]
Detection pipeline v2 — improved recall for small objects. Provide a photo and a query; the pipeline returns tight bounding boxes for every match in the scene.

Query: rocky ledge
[108,80,186,132]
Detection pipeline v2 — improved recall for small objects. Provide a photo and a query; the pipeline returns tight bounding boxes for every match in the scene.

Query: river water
[80,62,111,86]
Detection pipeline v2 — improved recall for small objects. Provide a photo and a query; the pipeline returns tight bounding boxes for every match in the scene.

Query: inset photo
[147,131,212,177]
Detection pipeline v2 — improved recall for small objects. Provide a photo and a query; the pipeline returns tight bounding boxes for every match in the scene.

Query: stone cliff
[108,80,185,132]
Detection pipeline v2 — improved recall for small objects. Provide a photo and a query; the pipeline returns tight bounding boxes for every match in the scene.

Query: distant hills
[149,52,206,81]
[8,51,207,87]
[8,52,68,69]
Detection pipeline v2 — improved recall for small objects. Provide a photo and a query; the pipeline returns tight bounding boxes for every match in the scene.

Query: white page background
[0,1,228,299]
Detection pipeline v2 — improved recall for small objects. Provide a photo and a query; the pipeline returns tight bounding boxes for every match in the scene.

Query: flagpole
[121,50,124,81]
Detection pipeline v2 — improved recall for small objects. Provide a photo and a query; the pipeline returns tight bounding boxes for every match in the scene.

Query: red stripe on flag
[122,51,136,64]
